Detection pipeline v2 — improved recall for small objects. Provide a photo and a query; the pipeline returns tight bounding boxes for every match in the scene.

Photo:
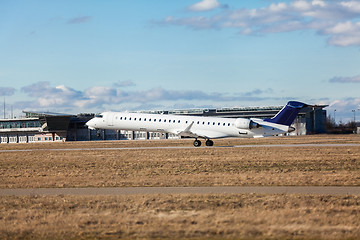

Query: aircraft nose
[86,119,96,130]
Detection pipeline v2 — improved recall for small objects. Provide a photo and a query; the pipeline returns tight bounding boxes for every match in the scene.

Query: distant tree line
[325,116,358,134]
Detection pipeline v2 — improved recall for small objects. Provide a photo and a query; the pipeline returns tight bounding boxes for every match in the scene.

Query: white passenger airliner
[86,101,308,147]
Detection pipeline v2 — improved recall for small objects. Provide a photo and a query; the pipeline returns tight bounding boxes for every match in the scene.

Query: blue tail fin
[264,101,308,126]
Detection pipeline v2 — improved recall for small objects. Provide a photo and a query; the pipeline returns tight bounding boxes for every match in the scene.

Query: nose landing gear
[96,129,101,137]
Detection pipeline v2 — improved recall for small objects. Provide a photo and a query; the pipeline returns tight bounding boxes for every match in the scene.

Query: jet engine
[234,118,260,129]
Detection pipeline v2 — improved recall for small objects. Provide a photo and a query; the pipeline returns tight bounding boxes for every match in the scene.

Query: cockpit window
[95,114,103,118]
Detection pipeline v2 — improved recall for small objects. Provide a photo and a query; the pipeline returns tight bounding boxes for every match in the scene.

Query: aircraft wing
[173,122,229,139]
[174,122,198,138]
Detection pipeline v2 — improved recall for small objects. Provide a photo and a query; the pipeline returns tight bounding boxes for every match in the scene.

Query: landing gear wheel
[193,140,201,147]
[205,139,214,146]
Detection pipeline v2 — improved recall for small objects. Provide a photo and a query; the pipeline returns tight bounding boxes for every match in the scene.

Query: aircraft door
[106,112,115,126]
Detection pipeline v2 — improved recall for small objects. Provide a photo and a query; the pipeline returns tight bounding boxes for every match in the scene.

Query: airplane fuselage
[87,111,290,140]
[86,101,307,147]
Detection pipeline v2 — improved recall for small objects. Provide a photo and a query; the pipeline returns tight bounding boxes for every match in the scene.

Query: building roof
[23,111,74,118]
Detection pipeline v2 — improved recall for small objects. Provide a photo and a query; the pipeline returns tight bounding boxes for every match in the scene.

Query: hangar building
[0,104,327,143]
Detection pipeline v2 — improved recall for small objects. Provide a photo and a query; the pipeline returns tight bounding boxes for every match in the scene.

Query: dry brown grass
[1,135,359,188]
[1,194,359,240]
[1,134,360,150]
[0,135,359,239]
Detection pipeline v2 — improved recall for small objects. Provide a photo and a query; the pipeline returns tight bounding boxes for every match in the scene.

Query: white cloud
[329,75,360,83]
[84,86,116,97]
[17,81,282,112]
[269,3,287,12]
[340,1,360,12]
[321,21,360,46]
[188,0,220,12]
[328,32,360,46]
[324,21,355,34]
[312,0,326,7]
[159,0,360,47]
[21,82,85,109]
[327,98,360,122]
[15,83,359,122]
[0,87,16,96]
[67,16,92,24]
[292,0,311,11]
[161,15,221,30]
[113,80,136,88]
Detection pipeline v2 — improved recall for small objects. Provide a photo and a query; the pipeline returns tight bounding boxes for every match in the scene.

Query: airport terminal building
[0,104,327,143]
[0,112,72,143]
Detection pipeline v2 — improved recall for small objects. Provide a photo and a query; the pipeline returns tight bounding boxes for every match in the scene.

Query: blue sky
[1,0,360,122]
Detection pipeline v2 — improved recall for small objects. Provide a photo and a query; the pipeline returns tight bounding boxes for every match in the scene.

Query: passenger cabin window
[124,117,127,120]
[178,120,180,123]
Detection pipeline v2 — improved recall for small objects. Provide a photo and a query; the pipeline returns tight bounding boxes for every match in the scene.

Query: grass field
[1,194,359,240]
[0,135,359,239]
[1,135,359,188]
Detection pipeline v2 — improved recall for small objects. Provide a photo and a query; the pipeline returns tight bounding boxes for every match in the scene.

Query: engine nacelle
[234,118,260,129]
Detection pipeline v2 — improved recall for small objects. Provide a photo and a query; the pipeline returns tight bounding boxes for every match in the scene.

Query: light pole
[333,109,336,124]
[3,97,5,119]
[352,110,356,123]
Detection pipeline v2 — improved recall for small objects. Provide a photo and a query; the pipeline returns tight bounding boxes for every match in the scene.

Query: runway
[1,186,359,196]
[1,143,359,153]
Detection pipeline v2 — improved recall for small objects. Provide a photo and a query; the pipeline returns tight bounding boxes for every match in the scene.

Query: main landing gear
[206,139,214,146]
[193,139,214,147]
